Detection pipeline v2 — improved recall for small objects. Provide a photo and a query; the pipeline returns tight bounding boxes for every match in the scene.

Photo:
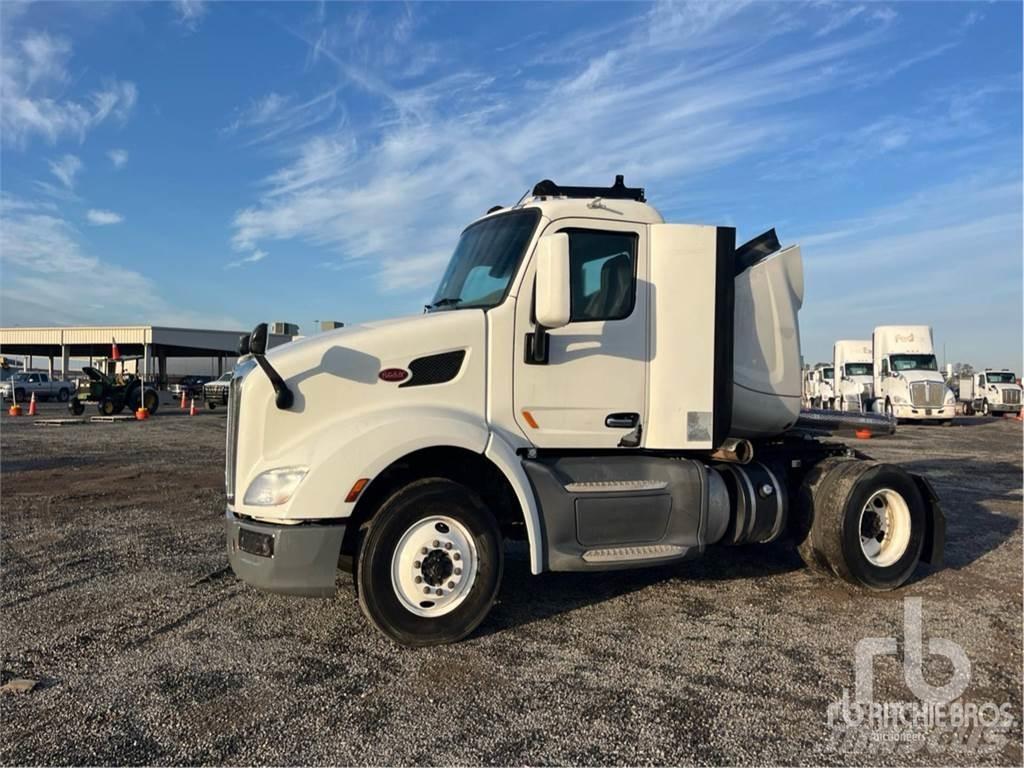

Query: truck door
[513,220,647,448]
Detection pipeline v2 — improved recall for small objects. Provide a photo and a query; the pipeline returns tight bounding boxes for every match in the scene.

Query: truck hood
[234,310,488,495]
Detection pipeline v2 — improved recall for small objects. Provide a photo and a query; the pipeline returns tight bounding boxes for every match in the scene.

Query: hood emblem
[379,368,410,383]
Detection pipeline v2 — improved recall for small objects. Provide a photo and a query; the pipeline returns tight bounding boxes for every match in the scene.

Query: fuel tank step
[581,544,686,563]
[564,480,668,493]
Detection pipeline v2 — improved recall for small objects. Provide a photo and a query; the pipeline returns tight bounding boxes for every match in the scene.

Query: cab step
[582,544,686,563]
[564,479,667,493]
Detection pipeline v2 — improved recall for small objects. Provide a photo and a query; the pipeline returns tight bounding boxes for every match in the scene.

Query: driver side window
[564,229,638,322]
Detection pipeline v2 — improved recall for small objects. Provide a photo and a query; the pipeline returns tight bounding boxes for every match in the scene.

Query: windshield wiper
[425,297,463,311]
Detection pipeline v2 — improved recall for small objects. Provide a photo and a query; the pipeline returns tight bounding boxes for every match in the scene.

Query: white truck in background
[872,325,955,423]
[958,370,1022,416]
[834,340,874,412]
[802,364,835,409]
[224,176,944,646]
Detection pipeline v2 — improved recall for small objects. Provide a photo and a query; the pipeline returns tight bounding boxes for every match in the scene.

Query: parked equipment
[802,364,836,409]
[69,367,159,416]
[958,370,1022,416]
[223,176,944,646]
[834,340,874,412]
[872,325,955,423]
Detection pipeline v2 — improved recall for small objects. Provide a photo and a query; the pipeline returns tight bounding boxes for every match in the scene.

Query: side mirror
[249,323,269,356]
[534,233,571,329]
[238,333,251,356]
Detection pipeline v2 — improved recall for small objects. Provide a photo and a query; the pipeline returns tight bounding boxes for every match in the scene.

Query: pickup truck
[0,372,73,403]
[203,372,232,409]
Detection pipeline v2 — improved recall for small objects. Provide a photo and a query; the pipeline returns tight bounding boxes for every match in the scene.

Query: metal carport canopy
[0,326,253,357]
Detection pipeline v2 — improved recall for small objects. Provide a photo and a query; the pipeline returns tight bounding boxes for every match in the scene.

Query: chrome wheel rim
[858,488,911,567]
[391,516,477,617]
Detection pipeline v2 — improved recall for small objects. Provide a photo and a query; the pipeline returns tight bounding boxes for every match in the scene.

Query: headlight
[244,467,307,506]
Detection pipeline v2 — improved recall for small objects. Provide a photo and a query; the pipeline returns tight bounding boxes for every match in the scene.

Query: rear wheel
[98,398,117,416]
[796,459,925,590]
[357,478,503,646]
[57,388,70,402]
[13,388,25,403]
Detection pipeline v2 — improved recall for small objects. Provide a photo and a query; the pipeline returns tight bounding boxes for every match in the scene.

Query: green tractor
[69,367,160,416]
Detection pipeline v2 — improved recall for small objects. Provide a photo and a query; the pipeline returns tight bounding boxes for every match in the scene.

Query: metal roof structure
[0,325,291,358]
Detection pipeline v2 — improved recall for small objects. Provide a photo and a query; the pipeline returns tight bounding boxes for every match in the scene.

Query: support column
[48,356,54,379]
[217,356,224,376]
[158,349,167,390]
[61,345,70,379]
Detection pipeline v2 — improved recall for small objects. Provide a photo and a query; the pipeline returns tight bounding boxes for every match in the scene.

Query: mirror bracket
[524,329,549,365]
[249,322,294,409]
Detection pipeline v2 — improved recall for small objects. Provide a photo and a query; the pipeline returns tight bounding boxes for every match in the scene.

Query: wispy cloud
[48,154,82,189]
[222,89,338,144]
[173,0,207,32]
[226,248,268,269]
[0,30,138,148]
[0,196,241,328]
[108,148,129,168]
[86,209,124,226]
[229,3,896,293]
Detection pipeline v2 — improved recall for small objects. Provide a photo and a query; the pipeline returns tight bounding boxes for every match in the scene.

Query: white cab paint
[872,325,954,421]
[834,340,873,412]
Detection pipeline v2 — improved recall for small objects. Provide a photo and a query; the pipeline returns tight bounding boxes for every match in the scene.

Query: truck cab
[959,370,1022,416]
[833,340,873,412]
[803,365,835,409]
[872,325,955,423]
[225,177,943,646]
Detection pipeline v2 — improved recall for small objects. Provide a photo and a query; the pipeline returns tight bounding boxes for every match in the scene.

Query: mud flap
[911,473,945,566]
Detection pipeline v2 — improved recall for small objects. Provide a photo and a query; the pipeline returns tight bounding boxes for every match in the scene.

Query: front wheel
[69,399,85,416]
[982,399,991,416]
[98,398,117,416]
[357,478,503,647]
[796,459,926,590]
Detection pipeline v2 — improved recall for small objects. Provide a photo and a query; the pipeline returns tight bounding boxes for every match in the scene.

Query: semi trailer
[958,370,1022,416]
[872,325,955,423]
[224,177,944,646]
[834,340,874,412]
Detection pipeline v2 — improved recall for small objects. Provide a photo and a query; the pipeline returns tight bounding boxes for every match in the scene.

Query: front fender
[237,405,488,522]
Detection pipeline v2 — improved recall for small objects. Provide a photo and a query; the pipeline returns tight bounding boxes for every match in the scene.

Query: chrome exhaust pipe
[794,408,896,436]
[710,437,754,464]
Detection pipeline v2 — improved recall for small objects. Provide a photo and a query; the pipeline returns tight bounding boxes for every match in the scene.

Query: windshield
[217,373,232,382]
[891,354,938,372]
[822,367,834,380]
[985,371,1017,384]
[845,363,873,377]
[428,209,541,311]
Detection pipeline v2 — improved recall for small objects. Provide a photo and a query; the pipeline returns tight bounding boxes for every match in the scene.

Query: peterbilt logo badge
[379,368,409,383]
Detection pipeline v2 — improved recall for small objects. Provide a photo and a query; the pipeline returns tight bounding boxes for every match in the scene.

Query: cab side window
[565,229,637,322]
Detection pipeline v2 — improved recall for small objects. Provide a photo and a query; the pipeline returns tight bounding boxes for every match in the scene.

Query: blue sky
[1,0,1021,370]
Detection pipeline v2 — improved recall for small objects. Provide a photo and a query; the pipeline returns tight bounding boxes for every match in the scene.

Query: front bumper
[991,403,1021,414]
[894,404,953,419]
[225,508,346,597]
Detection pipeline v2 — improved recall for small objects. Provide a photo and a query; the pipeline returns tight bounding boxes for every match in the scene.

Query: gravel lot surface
[2,400,1021,765]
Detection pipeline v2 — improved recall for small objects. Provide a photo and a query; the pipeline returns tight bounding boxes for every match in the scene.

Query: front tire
[69,399,85,416]
[796,459,925,590]
[982,399,991,416]
[357,478,503,646]
[98,398,116,416]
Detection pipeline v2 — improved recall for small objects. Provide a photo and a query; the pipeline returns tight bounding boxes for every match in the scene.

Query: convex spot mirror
[535,232,571,329]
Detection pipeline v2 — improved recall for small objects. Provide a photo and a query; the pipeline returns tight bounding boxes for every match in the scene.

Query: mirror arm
[254,355,294,409]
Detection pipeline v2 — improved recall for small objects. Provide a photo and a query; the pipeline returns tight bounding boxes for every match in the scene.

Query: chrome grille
[909,381,944,408]
[1003,388,1021,405]
[225,375,242,503]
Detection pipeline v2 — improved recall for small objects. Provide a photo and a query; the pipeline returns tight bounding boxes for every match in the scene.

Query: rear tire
[796,459,925,590]
[98,398,116,416]
[356,478,503,647]
[58,388,70,402]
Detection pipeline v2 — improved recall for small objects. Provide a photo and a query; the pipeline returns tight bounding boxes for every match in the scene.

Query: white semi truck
[802,365,835,409]
[872,325,955,423]
[225,177,944,646]
[958,370,1022,416]
[834,340,874,412]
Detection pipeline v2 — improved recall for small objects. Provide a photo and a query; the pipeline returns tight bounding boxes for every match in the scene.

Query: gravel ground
[1,400,1021,766]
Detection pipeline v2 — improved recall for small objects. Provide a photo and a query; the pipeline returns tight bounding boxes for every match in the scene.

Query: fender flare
[485,431,544,575]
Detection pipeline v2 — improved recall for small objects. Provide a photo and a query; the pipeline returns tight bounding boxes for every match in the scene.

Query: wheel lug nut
[414,560,421,569]
[432,540,440,548]
[415,576,422,584]
[423,587,430,594]
[420,547,428,555]
[444,542,452,550]
[435,588,443,596]
[447,581,455,589]
[453,553,461,561]
[454,568,462,576]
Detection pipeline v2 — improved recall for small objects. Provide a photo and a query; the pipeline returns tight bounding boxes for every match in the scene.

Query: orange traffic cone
[8,401,21,416]
[189,397,197,417]
[180,390,187,409]
[27,392,37,416]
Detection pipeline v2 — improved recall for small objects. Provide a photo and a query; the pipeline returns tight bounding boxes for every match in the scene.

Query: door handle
[605,412,639,429]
